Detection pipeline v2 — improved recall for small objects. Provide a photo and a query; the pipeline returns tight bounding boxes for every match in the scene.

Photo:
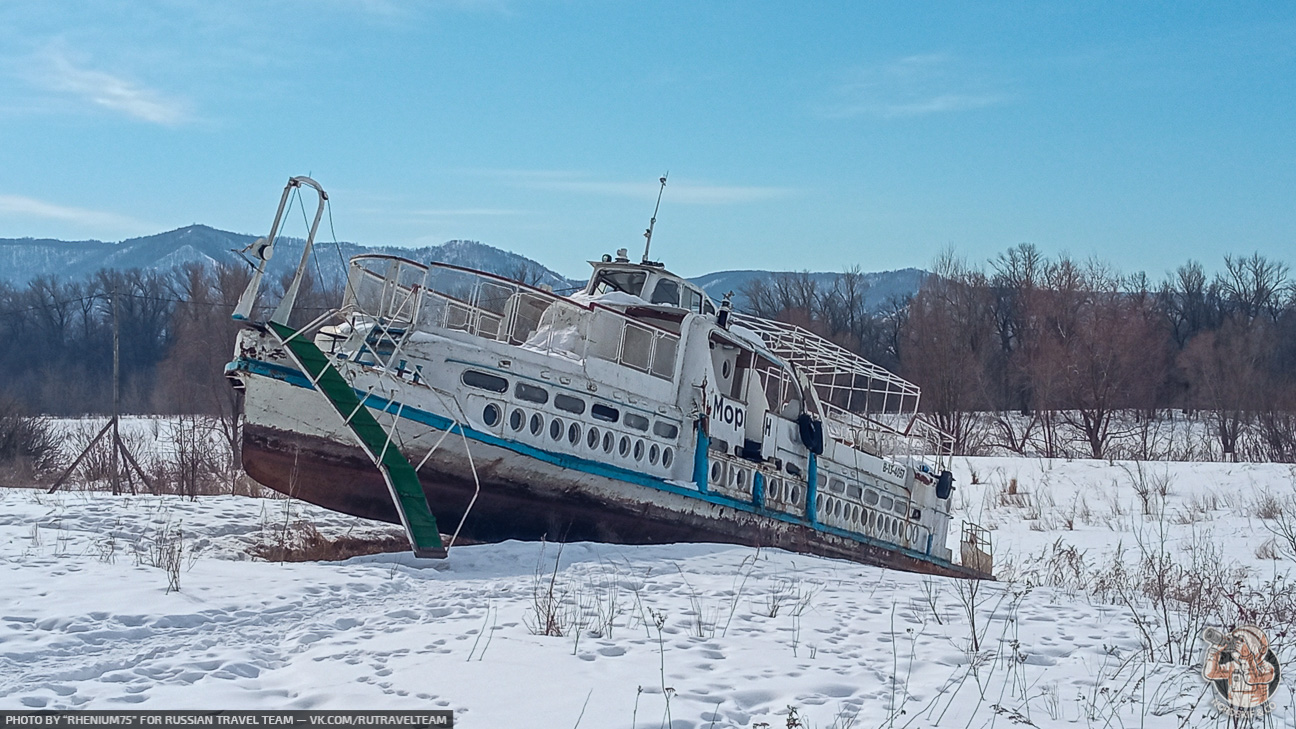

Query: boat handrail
[349,253,430,271]
[344,258,682,380]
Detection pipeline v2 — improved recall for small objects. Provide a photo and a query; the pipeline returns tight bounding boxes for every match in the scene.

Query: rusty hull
[242,423,991,580]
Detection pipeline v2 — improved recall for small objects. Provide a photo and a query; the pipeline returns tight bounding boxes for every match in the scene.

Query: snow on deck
[2,457,1295,727]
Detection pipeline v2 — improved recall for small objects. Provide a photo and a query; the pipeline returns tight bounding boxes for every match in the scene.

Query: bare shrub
[525,542,574,637]
[159,415,231,498]
[0,399,61,483]
[1251,490,1285,520]
[134,516,191,593]
[1122,461,1171,516]
[1262,494,1296,559]
[953,578,992,653]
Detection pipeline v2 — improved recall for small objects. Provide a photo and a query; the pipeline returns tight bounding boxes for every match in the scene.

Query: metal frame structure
[731,313,921,417]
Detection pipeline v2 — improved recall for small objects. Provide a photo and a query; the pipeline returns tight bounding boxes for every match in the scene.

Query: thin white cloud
[0,193,152,232]
[32,51,190,125]
[474,170,794,205]
[826,54,1008,119]
[407,208,527,217]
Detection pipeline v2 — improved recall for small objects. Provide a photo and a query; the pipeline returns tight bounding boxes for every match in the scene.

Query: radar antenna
[642,173,668,264]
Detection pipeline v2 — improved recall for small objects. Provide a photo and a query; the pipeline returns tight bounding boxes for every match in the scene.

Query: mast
[642,174,668,264]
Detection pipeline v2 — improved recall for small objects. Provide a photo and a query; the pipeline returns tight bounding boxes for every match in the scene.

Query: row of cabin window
[815,472,912,518]
[462,369,679,440]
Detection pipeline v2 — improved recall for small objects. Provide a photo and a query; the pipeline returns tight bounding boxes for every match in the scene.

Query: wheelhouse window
[591,270,646,298]
[649,279,680,306]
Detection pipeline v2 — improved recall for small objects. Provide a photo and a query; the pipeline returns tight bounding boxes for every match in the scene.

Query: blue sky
[1,2,1293,280]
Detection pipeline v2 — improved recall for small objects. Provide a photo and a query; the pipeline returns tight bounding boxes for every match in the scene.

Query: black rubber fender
[936,470,955,500]
[796,413,824,455]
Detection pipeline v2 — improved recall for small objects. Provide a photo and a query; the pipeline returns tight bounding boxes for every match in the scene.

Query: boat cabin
[586,249,717,316]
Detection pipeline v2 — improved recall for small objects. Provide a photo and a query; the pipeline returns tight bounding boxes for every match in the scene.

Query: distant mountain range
[0,225,926,311]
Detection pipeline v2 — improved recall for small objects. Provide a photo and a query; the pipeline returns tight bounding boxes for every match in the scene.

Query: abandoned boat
[226,176,993,579]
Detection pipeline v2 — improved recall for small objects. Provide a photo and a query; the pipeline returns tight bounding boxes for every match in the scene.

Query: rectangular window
[652,421,679,439]
[591,403,619,423]
[463,370,508,393]
[554,394,586,414]
[515,382,548,404]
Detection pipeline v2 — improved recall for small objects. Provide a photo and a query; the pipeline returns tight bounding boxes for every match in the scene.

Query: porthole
[710,461,724,484]
[482,403,501,427]
[852,506,861,523]
[624,413,650,431]
[568,422,581,446]
[603,431,615,453]
[549,418,563,441]
[789,487,798,504]
[509,408,525,431]
[463,370,508,393]
[835,500,843,518]
[661,447,674,468]
[767,478,780,501]
[633,439,645,461]
[648,444,660,465]
[619,436,631,457]
[529,413,543,435]
[653,422,679,439]
[722,360,731,379]
[587,427,600,449]
[733,468,747,490]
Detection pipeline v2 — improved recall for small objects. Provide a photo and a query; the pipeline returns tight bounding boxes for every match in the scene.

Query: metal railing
[343,257,680,380]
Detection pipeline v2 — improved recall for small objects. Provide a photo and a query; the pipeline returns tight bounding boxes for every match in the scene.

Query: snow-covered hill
[2,457,1295,726]
[0,225,577,291]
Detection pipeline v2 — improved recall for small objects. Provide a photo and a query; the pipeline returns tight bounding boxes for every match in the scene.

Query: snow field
[0,456,1294,727]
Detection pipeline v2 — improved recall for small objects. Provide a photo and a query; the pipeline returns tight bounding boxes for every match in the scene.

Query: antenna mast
[642,173,668,263]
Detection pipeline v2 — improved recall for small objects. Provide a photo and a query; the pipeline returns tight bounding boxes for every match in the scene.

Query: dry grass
[249,519,410,562]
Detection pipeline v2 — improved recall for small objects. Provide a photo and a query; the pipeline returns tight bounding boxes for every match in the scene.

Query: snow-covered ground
[3,457,1296,727]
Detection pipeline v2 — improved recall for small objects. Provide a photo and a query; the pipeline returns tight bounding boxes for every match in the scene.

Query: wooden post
[111,284,121,496]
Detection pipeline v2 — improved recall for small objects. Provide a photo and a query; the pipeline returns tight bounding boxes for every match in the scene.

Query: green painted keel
[268,321,446,558]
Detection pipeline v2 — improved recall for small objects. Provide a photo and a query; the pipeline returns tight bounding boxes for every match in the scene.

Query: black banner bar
[0,713,451,729]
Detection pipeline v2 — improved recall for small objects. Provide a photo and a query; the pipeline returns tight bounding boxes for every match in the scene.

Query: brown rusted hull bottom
[242,424,991,579]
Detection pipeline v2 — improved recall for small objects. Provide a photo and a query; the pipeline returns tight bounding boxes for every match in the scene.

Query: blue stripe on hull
[229,356,964,571]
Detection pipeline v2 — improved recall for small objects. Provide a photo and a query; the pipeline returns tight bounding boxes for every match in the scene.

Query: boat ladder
[268,320,446,558]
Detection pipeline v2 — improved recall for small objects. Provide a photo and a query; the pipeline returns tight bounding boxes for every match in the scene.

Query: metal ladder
[268,321,446,558]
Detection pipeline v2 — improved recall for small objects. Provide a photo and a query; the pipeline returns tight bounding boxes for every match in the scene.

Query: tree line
[745,245,1296,462]
[2,247,1294,463]
[0,262,338,418]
